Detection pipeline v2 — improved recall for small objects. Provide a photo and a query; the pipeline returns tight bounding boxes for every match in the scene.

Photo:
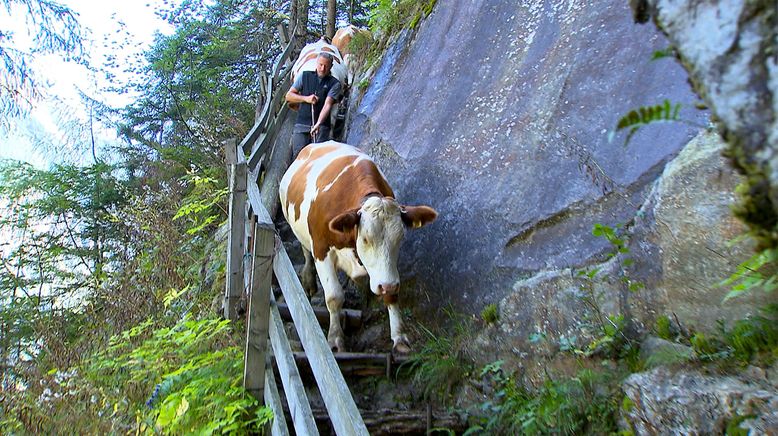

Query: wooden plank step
[292,351,411,378]
[306,407,466,436]
[276,302,362,330]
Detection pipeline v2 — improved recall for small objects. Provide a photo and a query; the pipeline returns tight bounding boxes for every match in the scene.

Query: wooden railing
[223,25,369,436]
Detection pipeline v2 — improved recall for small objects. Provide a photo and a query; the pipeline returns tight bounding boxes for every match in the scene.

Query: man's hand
[310,123,320,139]
[306,94,319,105]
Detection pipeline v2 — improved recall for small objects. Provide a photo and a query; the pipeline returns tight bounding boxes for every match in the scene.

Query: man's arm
[311,96,337,136]
[286,86,318,105]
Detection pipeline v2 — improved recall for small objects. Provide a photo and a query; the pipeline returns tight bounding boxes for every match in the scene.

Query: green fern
[87,316,272,434]
[651,47,675,60]
[719,248,778,301]
[611,100,681,146]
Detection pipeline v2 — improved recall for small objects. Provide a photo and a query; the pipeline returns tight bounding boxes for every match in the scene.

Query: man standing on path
[285,52,342,157]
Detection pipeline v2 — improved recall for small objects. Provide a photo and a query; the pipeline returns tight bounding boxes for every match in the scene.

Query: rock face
[622,366,778,434]
[479,131,770,364]
[348,0,707,315]
[634,0,778,248]
[335,0,778,432]
[628,131,773,332]
[347,0,769,344]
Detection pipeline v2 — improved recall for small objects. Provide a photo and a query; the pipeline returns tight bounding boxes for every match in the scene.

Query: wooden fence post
[244,220,275,400]
[224,159,247,320]
[224,138,237,181]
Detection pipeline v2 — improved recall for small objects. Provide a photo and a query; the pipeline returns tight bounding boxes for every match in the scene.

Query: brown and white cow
[332,25,371,85]
[291,38,348,87]
[279,141,437,353]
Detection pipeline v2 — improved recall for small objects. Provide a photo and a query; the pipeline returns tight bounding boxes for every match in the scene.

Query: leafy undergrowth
[464,362,622,435]
[2,316,272,434]
[348,0,438,89]
[400,321,475,405]
[650,305,778,370]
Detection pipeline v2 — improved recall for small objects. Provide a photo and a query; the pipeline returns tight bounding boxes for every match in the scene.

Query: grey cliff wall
[347,0,707,315]
[635,0,778,247]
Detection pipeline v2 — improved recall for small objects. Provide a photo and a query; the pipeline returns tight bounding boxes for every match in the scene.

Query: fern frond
[719,248,778,301]
[651,47,675,60]
[613,100,682,146]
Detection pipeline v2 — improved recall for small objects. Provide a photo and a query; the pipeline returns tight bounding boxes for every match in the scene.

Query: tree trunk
[295,0,309,47]
[348,0,354,24]
[326,0,336,39]
[289,0,298,36]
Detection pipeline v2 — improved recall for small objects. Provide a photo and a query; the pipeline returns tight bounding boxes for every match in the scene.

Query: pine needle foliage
[0,0,84,124]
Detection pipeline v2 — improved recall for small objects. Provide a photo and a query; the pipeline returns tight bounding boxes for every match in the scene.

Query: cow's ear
[329,209,360,234]
[400,205,438,229]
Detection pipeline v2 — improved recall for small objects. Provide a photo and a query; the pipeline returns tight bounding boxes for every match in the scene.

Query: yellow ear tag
[413,220,422,229]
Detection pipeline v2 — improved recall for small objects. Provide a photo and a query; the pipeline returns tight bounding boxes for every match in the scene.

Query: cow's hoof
[392,339,411,355]
[329,337,346,353]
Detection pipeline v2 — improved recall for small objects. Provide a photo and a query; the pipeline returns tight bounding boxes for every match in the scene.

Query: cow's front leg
[300,246,318,298]
[388,303,410,354]
[315,256,346,352]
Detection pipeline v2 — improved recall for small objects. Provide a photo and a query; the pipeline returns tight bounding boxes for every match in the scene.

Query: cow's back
[291,39,347,84]
[280,141,386,256]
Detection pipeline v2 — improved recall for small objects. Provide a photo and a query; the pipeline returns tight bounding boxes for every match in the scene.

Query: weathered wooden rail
[222,25,370,435]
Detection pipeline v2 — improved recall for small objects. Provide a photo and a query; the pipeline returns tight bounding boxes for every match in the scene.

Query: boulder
[628,130,773,333]
[622,366,778,434]
[473,131,769,364]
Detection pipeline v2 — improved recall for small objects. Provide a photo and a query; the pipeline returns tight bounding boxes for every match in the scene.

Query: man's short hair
[318,52,334,65]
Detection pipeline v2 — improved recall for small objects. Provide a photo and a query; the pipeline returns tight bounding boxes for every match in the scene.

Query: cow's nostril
[381,283,398,295]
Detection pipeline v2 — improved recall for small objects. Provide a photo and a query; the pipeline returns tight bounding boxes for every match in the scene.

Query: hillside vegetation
[2,0,776,434]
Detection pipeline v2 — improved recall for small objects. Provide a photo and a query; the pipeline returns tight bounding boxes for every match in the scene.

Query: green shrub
[726,413,756,436]
[467,367,620,435]
[369,0,436,35]
[723,310,778,364]
[481,303,499,324]
[348,27,372,51]
[87,316,272,434]
[690,332,716,356]
[655,315,673,340]
[401,313,474,405]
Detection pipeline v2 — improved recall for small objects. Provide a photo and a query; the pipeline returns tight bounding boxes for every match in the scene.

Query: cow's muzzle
[377,283,400,305]
[377,283,398,296]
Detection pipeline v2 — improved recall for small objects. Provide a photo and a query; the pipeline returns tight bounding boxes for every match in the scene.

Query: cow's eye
[361,237,368,245]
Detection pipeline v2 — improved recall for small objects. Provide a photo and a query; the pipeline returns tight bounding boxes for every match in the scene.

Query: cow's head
[329,196,437,300]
